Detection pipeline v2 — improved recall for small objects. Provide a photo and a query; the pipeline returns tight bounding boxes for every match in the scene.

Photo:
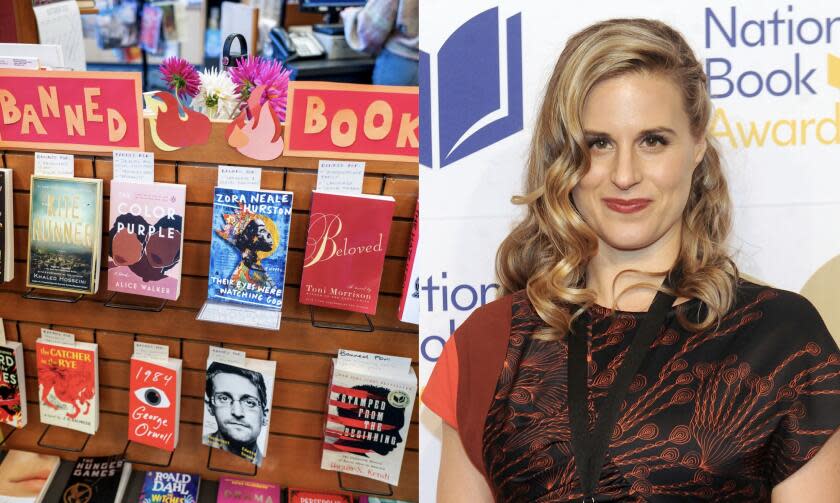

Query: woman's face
[572,72,706,254]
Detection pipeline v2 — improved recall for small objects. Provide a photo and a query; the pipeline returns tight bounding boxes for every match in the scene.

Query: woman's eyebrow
[637,127,677,137]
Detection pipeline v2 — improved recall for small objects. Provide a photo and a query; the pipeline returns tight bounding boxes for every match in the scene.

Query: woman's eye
[588,138,610,150]
[641,135,667,148]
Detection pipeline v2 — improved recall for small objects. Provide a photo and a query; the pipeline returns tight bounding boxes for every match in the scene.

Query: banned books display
[321,350,417,485]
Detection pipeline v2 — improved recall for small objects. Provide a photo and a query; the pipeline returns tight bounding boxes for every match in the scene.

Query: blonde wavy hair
[496,18,739,339]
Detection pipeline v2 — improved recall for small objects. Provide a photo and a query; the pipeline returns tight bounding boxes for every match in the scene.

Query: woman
[422,19,840,502]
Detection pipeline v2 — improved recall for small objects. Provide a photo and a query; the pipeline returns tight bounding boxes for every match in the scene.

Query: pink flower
[229,56,292,121]
[160,56,200,100]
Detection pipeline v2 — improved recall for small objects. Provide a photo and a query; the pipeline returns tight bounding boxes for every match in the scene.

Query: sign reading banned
[284,82,419,162]
[0,70,144,152]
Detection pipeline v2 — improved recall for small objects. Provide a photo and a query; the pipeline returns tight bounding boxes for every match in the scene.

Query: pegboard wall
[0,120,419,499]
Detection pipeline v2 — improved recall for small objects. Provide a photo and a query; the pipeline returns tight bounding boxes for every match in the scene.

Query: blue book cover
[139,471,200,503]
[207,187,293,309]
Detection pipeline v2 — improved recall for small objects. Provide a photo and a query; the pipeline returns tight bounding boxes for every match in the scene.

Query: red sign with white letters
[0,69,144,152]
[284,82,419,162]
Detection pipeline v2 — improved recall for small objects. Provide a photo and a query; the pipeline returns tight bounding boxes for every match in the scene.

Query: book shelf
[0,119,419,500]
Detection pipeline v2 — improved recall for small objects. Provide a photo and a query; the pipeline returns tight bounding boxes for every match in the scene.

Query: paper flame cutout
[225,85,284,161]
[144,91,212,151]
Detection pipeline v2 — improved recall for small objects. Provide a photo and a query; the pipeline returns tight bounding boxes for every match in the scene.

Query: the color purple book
[107,181,186,300]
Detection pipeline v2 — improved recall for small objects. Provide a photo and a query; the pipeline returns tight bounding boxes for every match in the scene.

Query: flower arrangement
[228,56,292,122]
[191,68,239,120]
[157,56,291,122]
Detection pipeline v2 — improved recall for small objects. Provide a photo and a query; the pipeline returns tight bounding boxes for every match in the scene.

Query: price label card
[34,152,74,178]
[133,341,169,362]
[40,328,75,345]
[208,346,246,367]
[0,57,39,70]
[218,165,262,190]
[337,348,412,373]
[316,160,365,194]
[113,151,154,184]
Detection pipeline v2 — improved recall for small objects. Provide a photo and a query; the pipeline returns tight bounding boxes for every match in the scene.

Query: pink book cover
[299,191,395,315]
[217,477,281,503]
[107,181,186,300]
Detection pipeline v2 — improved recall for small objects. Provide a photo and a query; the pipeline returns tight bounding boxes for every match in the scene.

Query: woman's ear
[693,136,707,167]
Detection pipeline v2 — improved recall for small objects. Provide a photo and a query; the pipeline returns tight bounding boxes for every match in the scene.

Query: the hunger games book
[0,168,14,282]
[299,191,395,315]
[36,338,99,433]
[321,349,417,485]
[0,341,26,428]
[27,175,103,294]
[128,354,182,451]
[108,180,186,300]
[60,456,132,503]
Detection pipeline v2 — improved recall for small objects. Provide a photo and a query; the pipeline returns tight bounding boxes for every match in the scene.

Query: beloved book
[207,187,293,310]
[36,338,99,433]
[0,168,14,282]
[217,477,280,503]
[128,354,182,451]
[397,202,419,324]
[61,456,132,503]
[300,191,395,315]
[321,349,417,485]
[108,181,186,300]
[139,471,200,503]
[287,488,353,503]
[202,355,277,467]
[27,176,103,294]
[0,341,26,428]
[0,450,60,503]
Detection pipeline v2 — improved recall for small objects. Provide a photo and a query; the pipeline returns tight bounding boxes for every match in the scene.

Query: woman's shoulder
[732,280,824,324]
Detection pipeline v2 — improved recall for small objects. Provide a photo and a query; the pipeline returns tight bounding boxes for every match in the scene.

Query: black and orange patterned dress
[423,281,840,502]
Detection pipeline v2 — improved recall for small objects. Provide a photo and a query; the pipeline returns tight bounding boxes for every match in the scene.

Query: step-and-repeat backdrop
[418,0,840,500]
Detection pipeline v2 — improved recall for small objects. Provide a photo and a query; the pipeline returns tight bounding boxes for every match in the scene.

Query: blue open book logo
[420,7,523,168]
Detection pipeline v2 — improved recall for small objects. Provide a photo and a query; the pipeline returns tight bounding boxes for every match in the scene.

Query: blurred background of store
[0,0,418,88]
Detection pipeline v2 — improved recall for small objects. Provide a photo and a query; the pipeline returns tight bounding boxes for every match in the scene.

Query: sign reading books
[202,353,277,467]
[284,82,419,162]
[27,175,103,294]
[128,348,182,451]
[197,186,293,330]
[300,191,395,315]
[107,180,186,300]
[321,349,417,485]
[0,69,144,152]
[36,330,99,434]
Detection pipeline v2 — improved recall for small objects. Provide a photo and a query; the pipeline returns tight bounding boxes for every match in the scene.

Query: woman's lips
[603,198,652,214]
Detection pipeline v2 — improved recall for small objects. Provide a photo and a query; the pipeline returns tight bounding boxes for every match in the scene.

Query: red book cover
[128,357,181,451]
[287,488,353,503]
[300,191,395,315]
[36,340,98,434]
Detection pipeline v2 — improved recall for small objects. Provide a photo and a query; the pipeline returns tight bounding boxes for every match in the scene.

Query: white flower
[192,68,239,120]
